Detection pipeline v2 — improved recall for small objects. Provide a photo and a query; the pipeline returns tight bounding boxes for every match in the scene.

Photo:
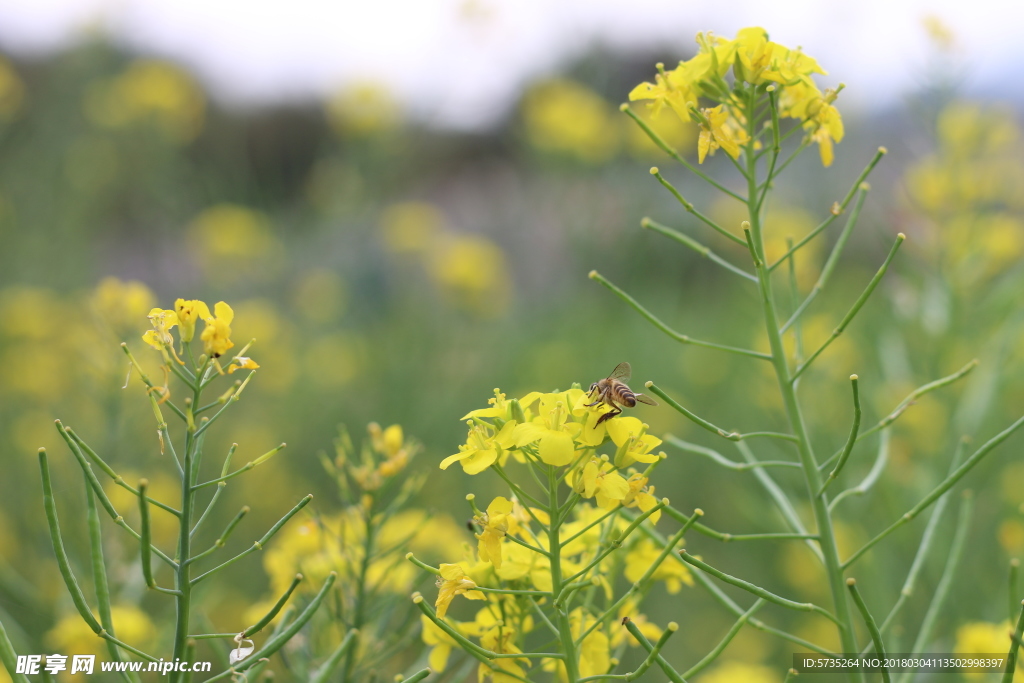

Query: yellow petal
[538,430,575,466]
[698,129,711,163]
[511,421,547,447]
[605,417,643,447]
[487,496,514,516]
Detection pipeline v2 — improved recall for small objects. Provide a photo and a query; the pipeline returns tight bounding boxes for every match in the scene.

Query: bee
[586,362,658,426]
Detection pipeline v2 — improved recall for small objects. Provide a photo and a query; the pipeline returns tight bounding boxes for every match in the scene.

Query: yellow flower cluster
[443,387,663,482]
[380,202,512,318]
[522,78,696,163]
[905,102,1024,284]
[425,498,686,678]
[142,298,259,370]
[630,27,843,166]
[83,59,205,142]
[423,383,686,679]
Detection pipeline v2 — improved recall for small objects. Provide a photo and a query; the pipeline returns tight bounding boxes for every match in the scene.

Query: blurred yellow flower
[107,470,180,548]
[420,613,459,672]
[84,59,205,141]
[522,79,620,163]
[303,333,363,388]
[327,82,401,135]
[955,620,1022,680]
[0,56,24,118]
[625,103,697,159]
[92,278,156,334]
[999,519,1024,555]
[428,233,511,316]
[623,539,692,593]
[0,287,65,340]
[380,202,446,255]
[189,204,276,260]
[700,661,778,683]
[48,606,155,658]
[292,268,348,323]
[922,15,956,51]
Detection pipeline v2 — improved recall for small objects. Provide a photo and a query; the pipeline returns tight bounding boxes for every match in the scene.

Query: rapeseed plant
[3,299,347,683]
[412,26,1024,682]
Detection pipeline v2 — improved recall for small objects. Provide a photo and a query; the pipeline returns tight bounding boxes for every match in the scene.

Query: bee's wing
[635,393,659,406]
[607,361,632,382]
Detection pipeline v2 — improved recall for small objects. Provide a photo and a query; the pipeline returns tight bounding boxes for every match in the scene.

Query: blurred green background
[1,20,1023,682]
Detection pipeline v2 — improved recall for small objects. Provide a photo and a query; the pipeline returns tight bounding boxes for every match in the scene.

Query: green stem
[84,484,136,683]
[896,492,974,683]
[844,412,1024,568]
[768,146,886,272]
[781,188,869,333]
[171,427,196,683]
[846,579,889,683]
[666,437,800,470]
[38,450,102,634]
[204,573,336,682]
[311,629,358,683]
[679,552,838,624]
[683,599,764,678]
[1004,600,1024,683]
[792,234,905,380]
[818,375,862,495]
[589,272,771,360]
[138,480,155,589]
[649,169,746,245]
[741,86,862,681]
[620,104,746,202]
[548,465,580,683]
[190,495,312,585]
[828,429,889,513]
[622,620,687,682]
[1012,560,1021,625]
[642,217,757,282]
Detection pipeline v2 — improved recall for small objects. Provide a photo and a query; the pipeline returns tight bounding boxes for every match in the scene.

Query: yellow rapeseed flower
[573,458,630,509]
[621,474,661,524]
[441,420,516,474]
[200,301,234,357]
[697,105,741,163]
[435,563,485,618]
[174,299,210,343]
[511,393,583,467]
[142,307,178,350]
[475,496,513,569]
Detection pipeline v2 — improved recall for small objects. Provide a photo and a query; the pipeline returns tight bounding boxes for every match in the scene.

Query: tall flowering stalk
[35,299,337,682]
[602,27,1024,682]
[415,27,1024,682]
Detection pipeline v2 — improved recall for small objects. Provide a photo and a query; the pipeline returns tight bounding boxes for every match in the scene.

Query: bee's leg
[584,387,608,407]
[595,407,621,426]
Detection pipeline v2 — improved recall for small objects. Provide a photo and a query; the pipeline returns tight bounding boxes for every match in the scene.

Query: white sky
[0,0,1018,129]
